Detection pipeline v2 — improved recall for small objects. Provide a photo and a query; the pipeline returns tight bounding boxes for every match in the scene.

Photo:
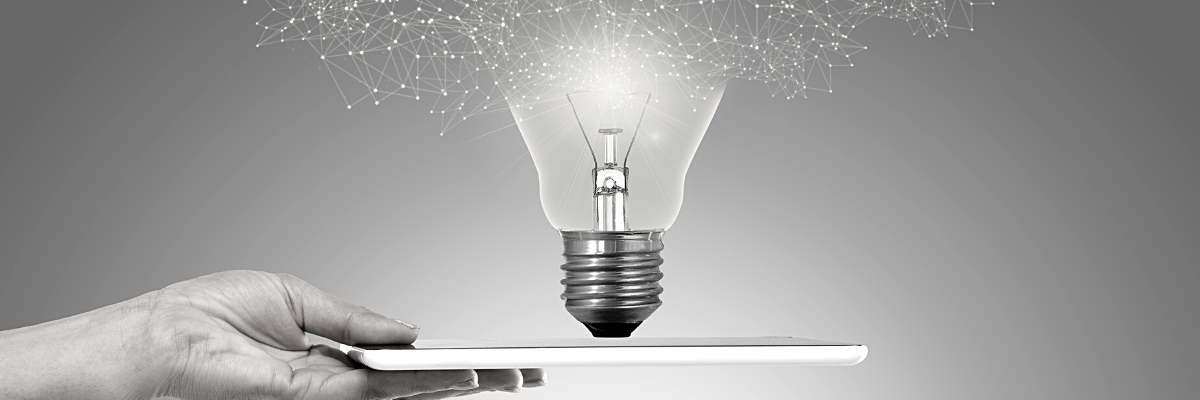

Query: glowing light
[252,0,989,132]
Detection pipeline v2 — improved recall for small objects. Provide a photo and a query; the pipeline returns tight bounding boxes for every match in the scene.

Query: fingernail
[450,377,478,390]
[396,319,420,333]
[501,386,522,393]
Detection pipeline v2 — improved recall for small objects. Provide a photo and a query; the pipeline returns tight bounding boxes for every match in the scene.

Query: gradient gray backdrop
[2,1,1196,399]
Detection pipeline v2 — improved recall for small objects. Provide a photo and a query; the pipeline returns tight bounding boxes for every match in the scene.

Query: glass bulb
[512,82,726,232]
[509,81,727,337]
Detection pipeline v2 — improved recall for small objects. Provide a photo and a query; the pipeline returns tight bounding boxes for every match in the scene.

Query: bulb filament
[594,127,628,231]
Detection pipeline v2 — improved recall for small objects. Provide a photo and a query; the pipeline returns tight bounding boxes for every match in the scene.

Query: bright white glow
[251,0,989,230]
[252,0,989,134]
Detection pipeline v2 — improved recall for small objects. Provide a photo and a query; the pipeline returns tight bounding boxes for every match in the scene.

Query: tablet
[340,337,867,370]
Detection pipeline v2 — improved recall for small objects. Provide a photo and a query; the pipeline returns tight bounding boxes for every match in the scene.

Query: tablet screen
[344,337,867,369]
[355,336,857,350]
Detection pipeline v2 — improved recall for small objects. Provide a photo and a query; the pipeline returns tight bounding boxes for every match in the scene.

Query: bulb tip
[583,322,643,338]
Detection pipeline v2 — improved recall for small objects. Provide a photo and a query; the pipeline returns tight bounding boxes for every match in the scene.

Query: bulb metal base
[560,230,664,338]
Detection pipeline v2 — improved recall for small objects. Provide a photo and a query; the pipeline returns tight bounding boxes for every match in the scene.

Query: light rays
[252,0,990,133]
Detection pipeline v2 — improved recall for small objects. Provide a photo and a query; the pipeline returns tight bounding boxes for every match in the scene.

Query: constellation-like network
[251,0,990,133]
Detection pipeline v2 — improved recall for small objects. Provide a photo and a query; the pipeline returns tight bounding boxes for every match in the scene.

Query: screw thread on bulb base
[560,230,664,338]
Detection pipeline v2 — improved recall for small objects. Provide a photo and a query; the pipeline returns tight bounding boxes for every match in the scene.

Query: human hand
[0,270,545,400]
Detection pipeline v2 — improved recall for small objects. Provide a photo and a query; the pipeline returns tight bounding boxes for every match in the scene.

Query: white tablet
[340,337,867,370]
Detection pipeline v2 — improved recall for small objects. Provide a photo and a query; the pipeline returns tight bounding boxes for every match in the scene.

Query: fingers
[275,273,420,345]
[397,369,547,400]
[474,369,525,393]
[519,369,547,388]
[291,369,478,400]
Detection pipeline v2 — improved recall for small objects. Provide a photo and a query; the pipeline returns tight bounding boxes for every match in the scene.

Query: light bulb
[510,81,727,337]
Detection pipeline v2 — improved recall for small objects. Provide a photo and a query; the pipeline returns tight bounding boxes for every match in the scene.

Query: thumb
[275,273,420,345]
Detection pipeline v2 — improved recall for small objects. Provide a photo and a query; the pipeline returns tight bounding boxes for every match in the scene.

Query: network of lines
[252,0,989,133]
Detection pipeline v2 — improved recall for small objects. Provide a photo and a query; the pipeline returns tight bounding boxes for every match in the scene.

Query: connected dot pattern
[251,0,989,133]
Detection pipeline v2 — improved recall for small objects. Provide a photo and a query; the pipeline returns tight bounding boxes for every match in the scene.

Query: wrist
[0,292,169,399]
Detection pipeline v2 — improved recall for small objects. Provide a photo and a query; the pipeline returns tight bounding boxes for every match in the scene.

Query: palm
[140,277,328,397]
[145,272,401,399]
[138,271,539,400]
[1,270,539,400]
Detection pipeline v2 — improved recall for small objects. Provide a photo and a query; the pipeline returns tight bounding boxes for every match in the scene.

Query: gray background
[2,1,1197,399]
